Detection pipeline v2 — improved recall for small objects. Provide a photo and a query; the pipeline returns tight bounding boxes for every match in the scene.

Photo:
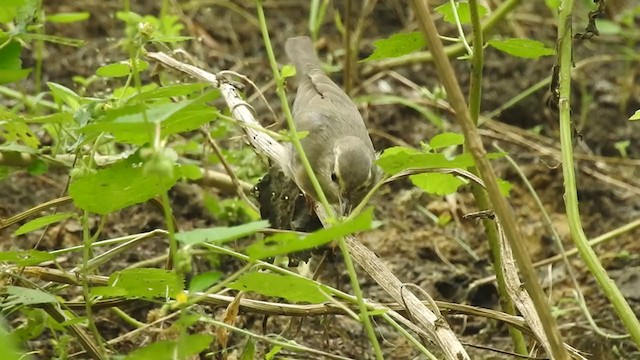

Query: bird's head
[319,136,379,214]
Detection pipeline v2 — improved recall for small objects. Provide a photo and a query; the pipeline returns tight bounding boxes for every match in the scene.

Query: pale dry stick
[146,51,469,360]
[495,224,588,360]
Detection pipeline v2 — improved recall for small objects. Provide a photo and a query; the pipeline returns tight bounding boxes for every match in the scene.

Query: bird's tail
[285,36,321,80]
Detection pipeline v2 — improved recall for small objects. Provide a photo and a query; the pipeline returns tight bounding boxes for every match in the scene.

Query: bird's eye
[330,172,338,183]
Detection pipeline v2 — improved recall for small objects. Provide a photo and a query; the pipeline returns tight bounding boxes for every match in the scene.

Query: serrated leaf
[69,152,181,214]
[410,173,466,196]
[364,32,425,61]
[488,38,555,59]
[124,334,213,360]
[228,272,326,303]
[14,212,75,235]
[0,286,57,307]
[176,220,269,245]
[246,208,374,259]
[429,132,464,149]
[81,91,218,145]
[99,268,184,299]
[46,12,90,23]
[0,250,55,266]
[435,2,488,24]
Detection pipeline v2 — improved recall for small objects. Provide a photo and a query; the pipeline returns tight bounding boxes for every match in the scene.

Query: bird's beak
[339,197,352,215]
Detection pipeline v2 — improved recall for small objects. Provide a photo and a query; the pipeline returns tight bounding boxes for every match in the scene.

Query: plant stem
[556,0,640,347]
[411,0,569,358]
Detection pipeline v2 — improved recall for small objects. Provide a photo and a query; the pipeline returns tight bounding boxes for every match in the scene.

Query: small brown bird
[284,36,380,214]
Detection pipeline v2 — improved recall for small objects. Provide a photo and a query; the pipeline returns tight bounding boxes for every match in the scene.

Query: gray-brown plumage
[284,36,379,213]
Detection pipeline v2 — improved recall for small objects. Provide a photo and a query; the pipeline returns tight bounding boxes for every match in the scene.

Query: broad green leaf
[69,152,181,214]
[176,220,269,245]
[81,91,218,145]
[595,19,621,35]
[14,212,75,235]
[246,208,374,259]
[0,286,57,307]
[124,334,213,360]
[429,132,464,149]
[364,32,425,61]
[47,82,81,110]
[188,271,222,292]
[0,120,40,148]
[0,0,27,23]
[0,41,31,84]
[377,147,477,175]
[488,38,555,59]
[410,173,466,196]
[96,59,149,78]
[435,2,488,24]
[0,322,28,360]
[228,272,326,303]
[46,12,90,23]
[630,110,640,121]
[127,83,210,103]
[0,250,55,266]
[178,164,203,181]
[95,268,184,299]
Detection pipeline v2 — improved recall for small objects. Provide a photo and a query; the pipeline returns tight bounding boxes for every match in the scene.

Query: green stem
[467,0,527,355]
[81,211,106,358]
[556,0,640,346]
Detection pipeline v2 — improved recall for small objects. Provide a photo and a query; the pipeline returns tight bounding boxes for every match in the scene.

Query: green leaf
[46,12,90,23]
[69,152,181,214]
[127,83,210,103]
[498,178,512,197]
[0,40,31,84]
[176,220,269,245]
[93,268,184,299]
[240,339,256,360]
[435,2,488,24]
[26,159,48,175]
[410,173,466,196]
[377,147,476,175]
[488,38,555,59]
[96,59,149,78]
[246,208,374,259]
[629,109,640,121]
[81,91,218,145]
[429,132,464,150]
[47,82,81,110]
[14,212,75,235]
[188,271,222,292]
[281,64,296,78]
[364,32,425,61]
[0,322,28,360]
[0,286,57,307]
[0,0,26,23]
[124,334,213,360]
[0,250,55,266]
[228,272,326,303]
[0,120,40,148]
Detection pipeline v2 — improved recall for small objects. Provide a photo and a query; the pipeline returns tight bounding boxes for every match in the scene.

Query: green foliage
[246,207,375,259]
[91,268,184,299]
[124,334,213,360]
[364,32,426,61]
[487,38,555,59]
[0,286,58,308]
[229,272,327,303]
[0,250,55,266]
[14,212,75,235]
[175,220,269,245]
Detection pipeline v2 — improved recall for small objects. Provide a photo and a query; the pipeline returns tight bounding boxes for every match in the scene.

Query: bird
[284,36,380,214]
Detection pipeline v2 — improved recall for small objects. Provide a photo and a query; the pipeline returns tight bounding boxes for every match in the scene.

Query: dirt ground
[2,1,640,359]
